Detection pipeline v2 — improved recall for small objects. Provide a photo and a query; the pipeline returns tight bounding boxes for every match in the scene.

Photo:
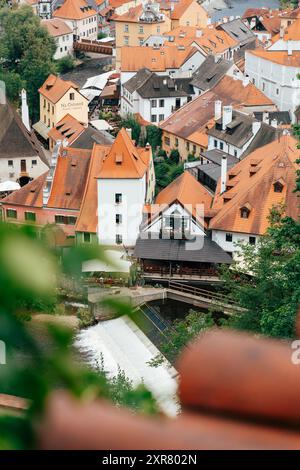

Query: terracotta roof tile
[210,135,300,235]
[247,49,300,67]
[120,45,197,72]
[41,18,72,37]
[39,74,81,104]
[75,145,110,233]
[48,114,85,145]
[97,128,148,179]
[1,172,48,208]
[53,0,97,20]
[47,147,92,210]
[193,27,239,54]
[155,170,212,227]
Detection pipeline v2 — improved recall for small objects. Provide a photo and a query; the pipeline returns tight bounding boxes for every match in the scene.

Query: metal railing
[168,281,237,307]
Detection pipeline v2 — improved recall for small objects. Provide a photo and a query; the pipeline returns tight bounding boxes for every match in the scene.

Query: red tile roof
[53,0,97,20]
[97,128,148,179]
[210,135,300,235]
[39,74,80,104]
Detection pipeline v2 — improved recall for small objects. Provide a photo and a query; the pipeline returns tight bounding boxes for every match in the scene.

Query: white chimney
[242,75,250,87]
[262,111,269,124]
[280,25,285,39]
[220,155,227,194]
[287,40,293,56]
[271,118,278,128]
[252,121,261,135]
[43,140,61,206]
[196,29,202,38]
[126,127,132,139]
[21,89,30,132]
[215,100,222,120]
[222,105,233,130]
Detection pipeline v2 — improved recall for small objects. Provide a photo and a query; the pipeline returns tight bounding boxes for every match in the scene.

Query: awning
[0,181,20,192]
[82,249,131,273]
[90,119,113,131]
[32,121,50,140]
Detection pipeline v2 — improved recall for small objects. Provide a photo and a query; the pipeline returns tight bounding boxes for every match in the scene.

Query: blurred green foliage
[0,223,158,449]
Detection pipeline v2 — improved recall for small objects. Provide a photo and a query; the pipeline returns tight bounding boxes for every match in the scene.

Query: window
[276,88,279,95]
[186,141,190,151]
[116,234,122,244]
[84,232,91,243]
[6,209,17,219]
[159,99,164,107]
[124,36,129,45]
[214,139,218,148]
[249,236,256,245]
[159,114,164,121]
[139,25,144,33]
[116,214,122,224]
[157,26,160,33]
[43,99,46,109]
[234,150,238,158]
[8,160,13,167]
[151,115,157,123]
[124,24,129,32]
[175,138,179,147]
[69,93,75,100]
[220,142,224,150]
[151,99,157,108]
[193,144,196,153]
[68,216,77,225]
[226,233,233,242]
[262,82,265,91]
[25,211,36,222]
[274,181,284,193]
[164,136,170,146]
[115,193,122,204]
[240,206,250,219]
[55,215,77,225]
[55,215,65,224]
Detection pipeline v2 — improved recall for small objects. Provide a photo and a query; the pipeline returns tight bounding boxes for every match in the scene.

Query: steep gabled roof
[47,148,92,210]
[75,144,110,233]
[97,128,148,179]
[48,114,85,145]
[191,56,232,92]
[210,135,300,235]
[53,0,97,20]
[41,18,72,37]
[0,102,48,166]
[1,172,48,208]
[39,74,82,104]
[155,170,212,227]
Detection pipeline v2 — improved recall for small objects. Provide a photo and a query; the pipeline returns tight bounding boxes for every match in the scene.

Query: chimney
[287,40,293,56]
[214,100,222,120]
[43,140,61,206]
[21,89,30,132]
[145,142,151,150]
[242,75,250,87]
[196,29,202,38]
[280,25,285,39]
[126,127,132,139]
[220,156,227,194]
[262,111,269,124]
[222,105,233,130]
[252,121,261,135]
[271,118,278,128]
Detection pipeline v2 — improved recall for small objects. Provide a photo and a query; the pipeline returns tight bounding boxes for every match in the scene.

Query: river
[203,0,281,21]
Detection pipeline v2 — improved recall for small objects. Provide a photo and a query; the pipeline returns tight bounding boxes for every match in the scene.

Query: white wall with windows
[97,176,147,247]
[245,51,300,122]
[53,33,74,60]
[0,156,49,184]
[212,229,258,256]
[63,15,98,40]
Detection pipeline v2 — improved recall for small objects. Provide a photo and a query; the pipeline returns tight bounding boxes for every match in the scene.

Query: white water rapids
[74,315,179,416]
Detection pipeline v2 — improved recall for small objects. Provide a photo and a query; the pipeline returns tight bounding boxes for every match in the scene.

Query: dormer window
[273,181,284,193]
[240,206,250,219]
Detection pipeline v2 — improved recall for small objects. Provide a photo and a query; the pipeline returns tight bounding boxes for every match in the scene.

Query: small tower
[38,0,54,20]
[21,89,30,132]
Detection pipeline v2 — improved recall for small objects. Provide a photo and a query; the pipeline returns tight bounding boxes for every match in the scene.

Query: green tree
[121,114,141,142]
[169,148,180,164]
[55,55,75,74]
[221,208,300,339]
[0,6,56,120]
[0,70,24,103]
[149,310,215,366]
[146,125,162,151]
